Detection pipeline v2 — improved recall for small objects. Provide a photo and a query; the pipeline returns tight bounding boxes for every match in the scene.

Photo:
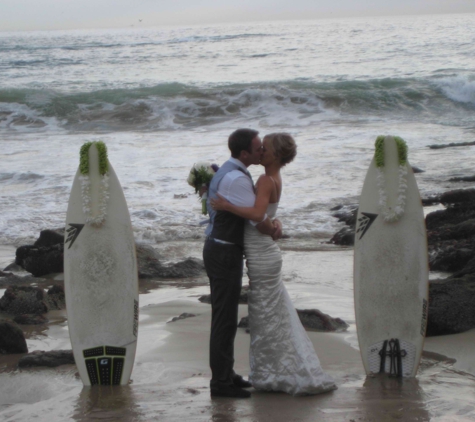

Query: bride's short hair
[265,133,297,166]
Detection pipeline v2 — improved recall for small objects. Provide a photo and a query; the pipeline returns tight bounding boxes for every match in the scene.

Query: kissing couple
[203,128,337,398]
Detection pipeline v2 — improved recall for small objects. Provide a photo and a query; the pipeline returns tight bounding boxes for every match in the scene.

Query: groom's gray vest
[205,160,252,247]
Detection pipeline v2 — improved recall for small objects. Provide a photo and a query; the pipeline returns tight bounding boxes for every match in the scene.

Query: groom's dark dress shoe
[233,374,252,389]
[211,385,251,398]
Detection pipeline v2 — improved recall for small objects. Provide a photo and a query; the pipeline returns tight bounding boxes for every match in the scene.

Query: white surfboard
[64,142,138,386]
[354,136,428,378]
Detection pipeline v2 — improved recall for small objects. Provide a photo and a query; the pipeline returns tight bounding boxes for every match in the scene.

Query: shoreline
[1,244,475,420]
[2,296,474,421]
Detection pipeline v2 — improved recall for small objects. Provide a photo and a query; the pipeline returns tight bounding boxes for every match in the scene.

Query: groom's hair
[228,128,259,158]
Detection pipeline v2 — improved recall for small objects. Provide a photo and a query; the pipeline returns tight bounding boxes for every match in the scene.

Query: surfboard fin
[378,338,407,377]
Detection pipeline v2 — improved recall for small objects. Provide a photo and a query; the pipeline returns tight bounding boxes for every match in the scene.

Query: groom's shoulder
[224,169,247,182]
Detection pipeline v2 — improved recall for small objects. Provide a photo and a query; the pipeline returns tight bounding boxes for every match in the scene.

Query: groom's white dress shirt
[216,158,265,227]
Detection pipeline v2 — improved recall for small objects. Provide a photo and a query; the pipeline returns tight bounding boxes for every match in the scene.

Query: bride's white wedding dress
[244,203,337,395]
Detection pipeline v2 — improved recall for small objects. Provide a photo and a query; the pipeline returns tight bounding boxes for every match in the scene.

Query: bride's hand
[210,193,229,211]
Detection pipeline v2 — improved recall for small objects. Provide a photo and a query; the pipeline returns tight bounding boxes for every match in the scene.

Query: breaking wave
[1,76,474,133]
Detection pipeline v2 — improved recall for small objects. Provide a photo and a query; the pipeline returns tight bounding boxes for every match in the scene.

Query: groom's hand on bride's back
[272,219,282,241]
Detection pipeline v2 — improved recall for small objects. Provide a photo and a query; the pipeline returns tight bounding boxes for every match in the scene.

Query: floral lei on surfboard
[79,141,110,226]
[374,136,408,223]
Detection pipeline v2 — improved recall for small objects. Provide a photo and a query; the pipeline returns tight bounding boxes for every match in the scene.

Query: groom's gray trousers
[203,237,243,388]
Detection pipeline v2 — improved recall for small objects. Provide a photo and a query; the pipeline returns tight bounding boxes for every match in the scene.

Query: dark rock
[198,295,211,304]
[296,309,349,332]
[168,313,196,323]
[136,243,163,271]
[136,243,205,279]
[329,204,358,245]
[427,141,475,149]
[451,256,475,279]
[428,219,475,242]
[427,276,475,336]
[34,229,64,247]
[15,244,64,277]
[238,309,349,333]
[329,226,355,246]
[429,245,474,272]
[45,285,65,310]
[0,321,28,354]
[426,202,475,272]
[3,263,24,272]
[18,349,75,367]
[0,271,47,288]
[13,314,49,325]
[421,195,441,206]
[411,166,424,173]
[238,316,249,328]
[440,188,475,205]
[331,205,358,226]
[237,316,251,333]
[426,207,475,231]
[0,285,48,315]
[449,175,475,182]
[156,258,205,278]
[13,234,205,278]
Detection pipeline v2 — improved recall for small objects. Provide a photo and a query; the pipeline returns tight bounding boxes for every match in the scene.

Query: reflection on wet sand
[357,375,430,421]
[73,386,142,421]
[210,400,239,422]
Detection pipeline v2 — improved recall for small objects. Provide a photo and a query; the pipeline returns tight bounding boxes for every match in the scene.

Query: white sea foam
[437,75,475,105]
[1,15,475,246]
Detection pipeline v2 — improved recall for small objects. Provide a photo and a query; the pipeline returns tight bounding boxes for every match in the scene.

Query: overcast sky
[1,0,475,32]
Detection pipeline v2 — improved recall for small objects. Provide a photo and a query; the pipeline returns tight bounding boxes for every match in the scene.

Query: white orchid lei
[187,161,218,215]
[375,136,408,223]
[79,141,110,226]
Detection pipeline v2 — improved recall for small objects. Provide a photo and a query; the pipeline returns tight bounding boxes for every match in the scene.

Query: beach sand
[1,247,475,421]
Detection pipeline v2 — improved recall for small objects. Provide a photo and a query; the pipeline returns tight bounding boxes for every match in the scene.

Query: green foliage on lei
[80,141,109,175]
[374,135,408,168]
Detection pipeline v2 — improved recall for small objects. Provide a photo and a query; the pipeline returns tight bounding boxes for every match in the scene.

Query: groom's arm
[219,171,278,237]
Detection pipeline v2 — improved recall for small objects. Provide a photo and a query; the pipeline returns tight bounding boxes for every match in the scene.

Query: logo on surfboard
[65,223,85,249]
[356,212,378,240]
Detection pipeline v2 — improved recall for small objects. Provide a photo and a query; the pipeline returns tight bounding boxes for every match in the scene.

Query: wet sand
[1,245,475,421]
[1,297,475,421]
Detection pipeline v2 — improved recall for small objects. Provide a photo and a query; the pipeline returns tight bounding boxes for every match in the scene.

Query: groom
[203,128,280,398]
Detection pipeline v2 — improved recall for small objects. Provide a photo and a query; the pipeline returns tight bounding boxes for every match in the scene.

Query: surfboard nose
[79,142,110,226]
[374,136,409,221]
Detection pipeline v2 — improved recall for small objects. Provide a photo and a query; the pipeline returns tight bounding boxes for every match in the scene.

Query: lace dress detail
[244,203,337,395]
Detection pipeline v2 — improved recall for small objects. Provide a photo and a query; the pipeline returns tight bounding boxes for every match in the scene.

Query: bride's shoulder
[256,174,275,188]
[257,174,274,184]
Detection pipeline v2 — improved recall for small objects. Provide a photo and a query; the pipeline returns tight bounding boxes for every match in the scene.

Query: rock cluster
[168,313,196,323]
[238,308,348,333]
[329,185,475,336]
[0,321,28,354]
[136,243,204,278]
[0,285,65,316]
[9,230,205,279]
[15,229,64,277]
[18,350,75,367]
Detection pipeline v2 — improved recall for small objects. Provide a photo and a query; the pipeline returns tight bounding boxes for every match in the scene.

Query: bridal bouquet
[187,162,219,214]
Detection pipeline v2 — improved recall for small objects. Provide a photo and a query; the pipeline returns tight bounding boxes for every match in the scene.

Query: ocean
[1,13,475,248]
[1,13,475,421]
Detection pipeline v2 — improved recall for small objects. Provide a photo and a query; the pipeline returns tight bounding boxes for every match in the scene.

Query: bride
[211,133,337,396]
